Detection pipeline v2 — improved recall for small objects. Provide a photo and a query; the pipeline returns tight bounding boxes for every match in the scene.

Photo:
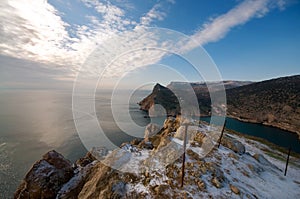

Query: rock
[230,184,240,194]
[163,116,181,134]
[253,154,271,166]
[76,151,96,167]
[144,123,161,142]
[138,141,154,150]
[211,177,222,188]
[194,131,206,145]
[156,136,172,150]
[90,147,108,160]
[111,181,127,198]
[130,138,142,146]
[228,153,238,160]
[102,148,131,169]
[221,135,245,154]
[152,184,171,197]
[186,149,201,161]
[197,179,206,191]
[174,125,186,140]
[14,150,74,199]
[57,162,95,199]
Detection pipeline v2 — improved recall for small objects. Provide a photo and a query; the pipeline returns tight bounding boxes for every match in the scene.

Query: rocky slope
[225,75,300,137]
[14,117,300,198]
[138,75,300,138]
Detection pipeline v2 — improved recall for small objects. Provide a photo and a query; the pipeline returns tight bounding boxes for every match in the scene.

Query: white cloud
[0,0,71,63]
[140,3,167,26]
[0,0,289,84]
[182,0,287,51]
[0,0,173,80]
[0,0,136,75]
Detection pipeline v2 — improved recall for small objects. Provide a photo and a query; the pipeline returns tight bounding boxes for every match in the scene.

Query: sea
[0,89,299,198]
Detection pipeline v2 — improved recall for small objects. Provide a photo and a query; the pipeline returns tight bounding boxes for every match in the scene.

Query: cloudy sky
[0,0,299,89]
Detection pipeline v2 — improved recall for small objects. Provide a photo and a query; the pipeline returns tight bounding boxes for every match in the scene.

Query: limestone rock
[211,177,222,188]
[144,123,161,142]
[221,135,245,154]
[76,151,96,167]
[230,184,240,194]
[14,150,74,199]
[193,131,206,145]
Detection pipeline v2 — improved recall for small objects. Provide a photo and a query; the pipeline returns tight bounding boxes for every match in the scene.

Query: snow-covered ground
[60,120,300,198]
[112,123,300,198]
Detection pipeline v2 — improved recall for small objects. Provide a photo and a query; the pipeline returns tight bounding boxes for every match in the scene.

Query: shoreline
[139,108,300,142]
[226,114,300,140]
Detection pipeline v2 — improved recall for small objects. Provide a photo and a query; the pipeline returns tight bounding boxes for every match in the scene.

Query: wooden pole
[181,123,188,187]
[218,120,227,148]
[284,147,291,176]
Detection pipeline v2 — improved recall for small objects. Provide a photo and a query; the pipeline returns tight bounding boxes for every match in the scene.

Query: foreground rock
[221,135,245,154]
[14,117,300,198]
[14,150,74,199]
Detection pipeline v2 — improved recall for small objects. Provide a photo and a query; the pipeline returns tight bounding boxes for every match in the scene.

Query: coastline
[140,107,300,140]
[226,114,300,140]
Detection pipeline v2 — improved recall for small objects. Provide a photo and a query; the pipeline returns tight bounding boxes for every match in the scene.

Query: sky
[0,0,299,89]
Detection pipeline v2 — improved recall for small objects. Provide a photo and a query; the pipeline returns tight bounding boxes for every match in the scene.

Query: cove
[200,116,300,154]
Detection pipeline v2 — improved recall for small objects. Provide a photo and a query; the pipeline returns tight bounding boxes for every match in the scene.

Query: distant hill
[225,75,300,135]
[139,83,180,116]
[139,75,300,137]
[167,81,253,91]
[139,80,253,116]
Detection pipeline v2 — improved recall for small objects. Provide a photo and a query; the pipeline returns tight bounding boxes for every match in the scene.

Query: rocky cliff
[14,117,300,198]
[138,83,180,116]
[139,75,300,138]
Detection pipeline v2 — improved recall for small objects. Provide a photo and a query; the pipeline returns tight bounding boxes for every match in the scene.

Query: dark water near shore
[201,116,300,153]
[1,89,299,197]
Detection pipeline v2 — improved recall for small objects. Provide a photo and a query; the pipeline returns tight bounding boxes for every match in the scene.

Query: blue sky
[0,0,299,89]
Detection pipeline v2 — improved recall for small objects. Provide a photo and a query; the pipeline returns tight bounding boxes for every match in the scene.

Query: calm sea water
[201,116,300,153]
[0,89,153,198]
[0,89,299,197]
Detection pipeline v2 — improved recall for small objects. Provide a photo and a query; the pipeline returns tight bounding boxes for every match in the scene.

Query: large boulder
[221,135,245,154]
[14,150,74,199]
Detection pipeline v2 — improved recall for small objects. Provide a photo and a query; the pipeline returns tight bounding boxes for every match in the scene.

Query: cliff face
[14,117,300,198]
[138,75,300,137]
[138,83,180,116]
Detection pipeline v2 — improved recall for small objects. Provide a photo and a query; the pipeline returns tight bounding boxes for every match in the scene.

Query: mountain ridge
[138,75,300,138]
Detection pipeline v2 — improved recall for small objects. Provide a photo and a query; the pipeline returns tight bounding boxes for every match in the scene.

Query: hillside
[14,117,300,198]
[139,83,180,117]
[139,81,252,117]
[225,75,300,135]
[138,75,300,137]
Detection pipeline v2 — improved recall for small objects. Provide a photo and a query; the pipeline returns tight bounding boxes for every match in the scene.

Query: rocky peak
[14,150,74,199]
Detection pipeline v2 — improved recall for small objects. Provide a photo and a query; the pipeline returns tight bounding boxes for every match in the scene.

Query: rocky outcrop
[14,150,74,199]
[138,83,180,116]
[14,117,300,198]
